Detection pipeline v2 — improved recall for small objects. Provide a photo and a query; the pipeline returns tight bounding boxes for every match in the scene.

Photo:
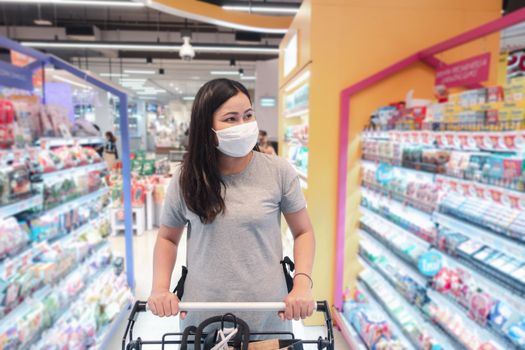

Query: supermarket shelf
[361,187,434,227]
[96,302,132,350]
[37,137,105,148]
[358,229,427,286]
[332,309,368,350]
[4,242,110,349]
[359,258,461,350]
[433,212,525,262]
[360,206,432,249]
[439,252,525,314]
[356,279,417,350]
[283,107,309,119]
[362,203,525,311]
[426,289,511,350]
[40,162,106,181]
[361,159,436,183]
[0,194,42,220]
[43,187,109,218]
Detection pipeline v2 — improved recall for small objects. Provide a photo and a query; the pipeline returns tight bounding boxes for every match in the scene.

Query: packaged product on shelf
[0,100,15,150]
[0,217,29,260]
[0,160,32,206]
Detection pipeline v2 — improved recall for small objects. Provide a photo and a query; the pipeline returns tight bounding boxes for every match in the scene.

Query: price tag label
[473,134,485,149]
[490,188,503,204]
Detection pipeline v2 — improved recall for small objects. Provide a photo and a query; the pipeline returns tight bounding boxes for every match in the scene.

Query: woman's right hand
[147,290,186,319]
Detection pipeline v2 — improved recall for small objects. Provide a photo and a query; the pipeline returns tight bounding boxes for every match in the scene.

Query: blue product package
[506,318,525,347]
[488,301,513,334]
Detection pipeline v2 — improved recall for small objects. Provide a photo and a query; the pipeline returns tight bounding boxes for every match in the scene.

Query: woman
[258,130,277,155]
[103,131,118,170]
[148,79,316,337]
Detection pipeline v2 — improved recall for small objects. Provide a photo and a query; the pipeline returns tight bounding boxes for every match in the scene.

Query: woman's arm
[148,224,185,317]
[283,208,316,320]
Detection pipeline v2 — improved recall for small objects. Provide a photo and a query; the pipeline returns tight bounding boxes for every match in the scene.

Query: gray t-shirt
[160,151,306,335]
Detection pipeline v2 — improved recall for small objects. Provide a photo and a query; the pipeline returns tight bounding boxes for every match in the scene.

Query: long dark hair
[105,131,116,143]
[180,78,252,224]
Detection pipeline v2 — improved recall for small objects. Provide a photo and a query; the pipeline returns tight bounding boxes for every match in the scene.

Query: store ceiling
[0,0,300,102]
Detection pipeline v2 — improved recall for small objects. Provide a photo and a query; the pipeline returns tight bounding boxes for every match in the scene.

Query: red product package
[487,86,504,103]
[0,100,15,149]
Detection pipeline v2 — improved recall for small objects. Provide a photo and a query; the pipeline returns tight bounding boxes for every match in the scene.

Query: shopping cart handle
[136,300,327,313]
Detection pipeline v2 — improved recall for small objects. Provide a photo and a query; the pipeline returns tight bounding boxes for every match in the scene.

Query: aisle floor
[106,230,350,349]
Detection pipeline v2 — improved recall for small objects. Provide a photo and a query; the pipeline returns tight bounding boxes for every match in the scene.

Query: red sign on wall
[435,53,491,88]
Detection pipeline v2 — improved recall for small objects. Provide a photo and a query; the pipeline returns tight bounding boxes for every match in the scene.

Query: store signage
[375,162,393,185]
[418,251,443,277]
[0,60,33,91]
[435,53,491,88]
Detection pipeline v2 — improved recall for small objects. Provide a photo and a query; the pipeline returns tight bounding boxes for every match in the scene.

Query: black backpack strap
[172,266,188,299]
[179,325,197,350]
[280,256,295,293]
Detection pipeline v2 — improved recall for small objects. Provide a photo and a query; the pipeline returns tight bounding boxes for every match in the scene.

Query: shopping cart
[122,300,334,349]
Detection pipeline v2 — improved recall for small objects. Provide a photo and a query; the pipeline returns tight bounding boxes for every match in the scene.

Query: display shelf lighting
[241,76,256,81]
[210,70,241,76]
[123,69,156,75]
[100,73,129,77]
[222,2,299,14]
[53,75,93,90]
[0,0,145,7]
[20,41,279,54]
[183,96,195,101]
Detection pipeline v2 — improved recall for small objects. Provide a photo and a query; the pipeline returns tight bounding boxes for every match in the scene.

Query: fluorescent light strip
[0,0,144,7]
[124,69,156,75]
[183,96,195,101]
[241,76,256,81]
[285,70,310,92]
[21,42,278,54]
[210,71,240,76]
[100,73,129,77]
[222,5,298,14]
[53,75,92,90]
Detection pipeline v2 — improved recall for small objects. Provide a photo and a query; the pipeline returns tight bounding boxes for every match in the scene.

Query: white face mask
[213,121,259,158]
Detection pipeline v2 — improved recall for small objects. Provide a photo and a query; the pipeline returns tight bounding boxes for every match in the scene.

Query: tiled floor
[105,230,351,349]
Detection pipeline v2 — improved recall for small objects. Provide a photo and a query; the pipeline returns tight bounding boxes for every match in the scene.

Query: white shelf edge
[360,206,431,249]
[42,187,109,218]
[358,260,460,350]
[433,212,525,262]
[332,309,367,350]
[358,229,427,286]
[96,302,132,349]
[355,278,418,350]
[41,162,106,181]
[0,194,43,220]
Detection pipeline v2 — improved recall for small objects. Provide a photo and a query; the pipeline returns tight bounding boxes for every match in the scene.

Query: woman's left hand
[281,278,315,321]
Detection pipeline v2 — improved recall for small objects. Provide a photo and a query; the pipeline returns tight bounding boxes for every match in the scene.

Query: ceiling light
[241,76,256,81]
[100,73,129,77]
[183,96,195,101]
[222,4,299,14]
[120,78,147,82]
[191,76,200,80]
[53,75,93,90]
[139,96,157,100]
[21,41,279,54]
[124,69,155,75]
[34,19,53,26]
[137,91,158,95]
[285,70,310,92]
[210,70,240,76]
[0,0,144,7]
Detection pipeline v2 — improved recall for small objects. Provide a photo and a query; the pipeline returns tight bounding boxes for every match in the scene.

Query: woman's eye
[244,113,254,119]
[224,117,236,122]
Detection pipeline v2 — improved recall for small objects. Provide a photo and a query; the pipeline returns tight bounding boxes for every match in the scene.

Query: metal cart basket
[122,301,334,350]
